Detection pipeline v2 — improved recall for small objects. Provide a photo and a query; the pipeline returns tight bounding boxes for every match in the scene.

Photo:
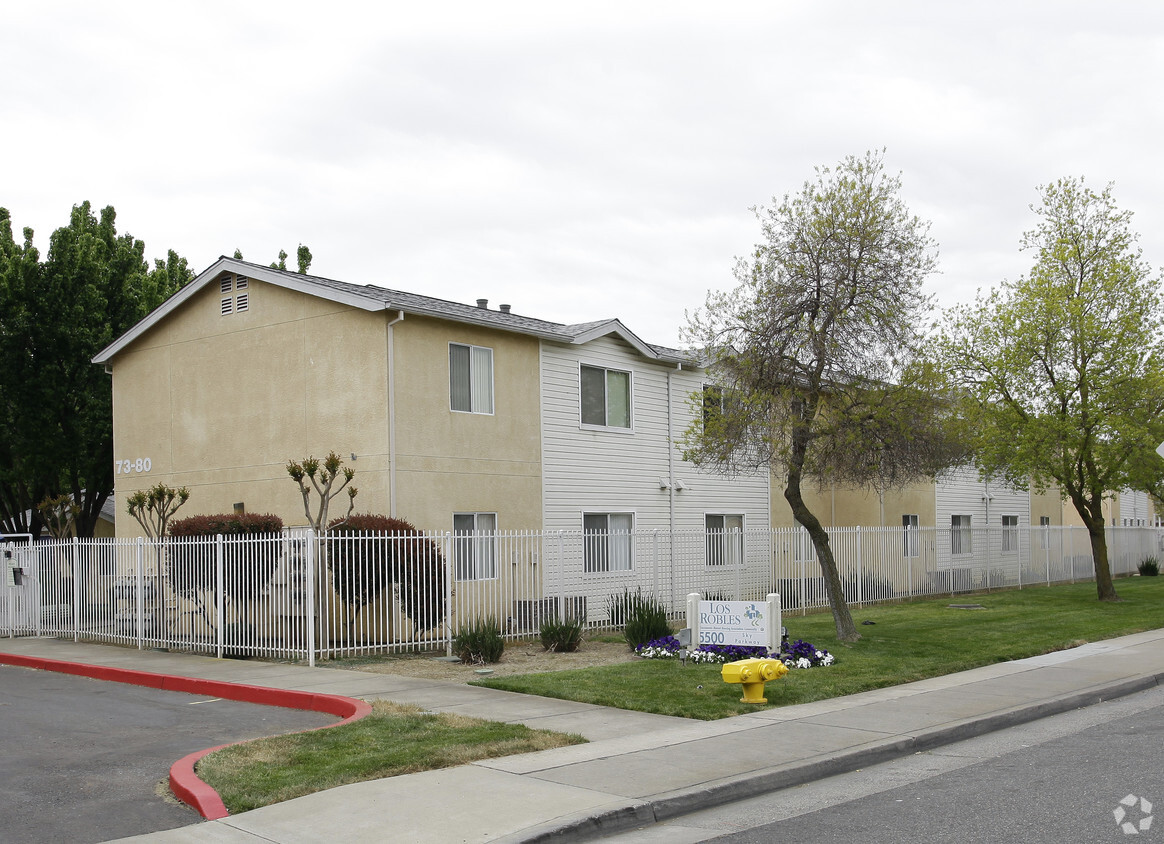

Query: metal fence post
[306,529,316,667]
[215,534,225,660]
[71,537,80,641]
[135,537,144,651]
[444,532,454,658]
[855,526,863,606]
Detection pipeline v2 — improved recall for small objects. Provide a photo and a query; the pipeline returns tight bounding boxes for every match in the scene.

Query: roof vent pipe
[476,299,488,309]
[499,304,511,314]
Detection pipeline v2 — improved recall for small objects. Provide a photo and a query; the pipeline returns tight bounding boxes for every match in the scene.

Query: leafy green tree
[684,151,955,642]
[0,203,191,537]
[938,178,1164,602]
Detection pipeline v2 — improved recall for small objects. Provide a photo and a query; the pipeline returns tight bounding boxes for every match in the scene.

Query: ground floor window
[951,515,972,555]
[583,513,633,573]
[902,514,919,558]
[1039,515,1051,549]
[453,512,497,580]
[1001,515,1019,553]
[705,514,744,566]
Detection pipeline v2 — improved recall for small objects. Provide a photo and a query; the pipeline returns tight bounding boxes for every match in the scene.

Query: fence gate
[1,536,38,636]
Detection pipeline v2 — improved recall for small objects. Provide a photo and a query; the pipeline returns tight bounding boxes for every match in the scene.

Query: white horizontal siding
[540,335,768,538]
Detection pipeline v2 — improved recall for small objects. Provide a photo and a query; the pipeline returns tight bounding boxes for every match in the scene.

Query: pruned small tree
[37,494,79,539]
[126,482,190,539]
[287,452,356,532]
[684,150,959,642]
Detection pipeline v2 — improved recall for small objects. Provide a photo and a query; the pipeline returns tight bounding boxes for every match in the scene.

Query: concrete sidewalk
[2,631,1162,844]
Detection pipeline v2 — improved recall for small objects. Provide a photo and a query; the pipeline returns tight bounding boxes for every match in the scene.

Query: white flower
[796,657,812,669]
[821,653,834,666]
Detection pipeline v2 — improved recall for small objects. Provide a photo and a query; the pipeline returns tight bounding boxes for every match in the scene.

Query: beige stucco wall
[383,313,542,533]
[770,476,936,528]
[109,276,542,537]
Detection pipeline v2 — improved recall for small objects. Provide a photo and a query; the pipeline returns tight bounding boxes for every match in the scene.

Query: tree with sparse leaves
[684,151,957,642]
[938,178,1164,603]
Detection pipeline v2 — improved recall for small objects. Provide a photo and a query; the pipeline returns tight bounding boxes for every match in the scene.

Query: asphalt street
[606,684,1164,843]
[0,663,338,844]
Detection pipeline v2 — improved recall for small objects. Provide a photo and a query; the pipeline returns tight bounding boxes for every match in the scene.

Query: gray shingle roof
[96,256,696,366]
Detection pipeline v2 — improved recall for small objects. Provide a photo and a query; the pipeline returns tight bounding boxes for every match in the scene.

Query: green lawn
[475,578,1164,719]
[195,577,1162,811]
[196,700,585,814]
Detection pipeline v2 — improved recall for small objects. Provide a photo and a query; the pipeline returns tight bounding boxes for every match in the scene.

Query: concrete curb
[0,651,373,820]
[509,672,1164,843]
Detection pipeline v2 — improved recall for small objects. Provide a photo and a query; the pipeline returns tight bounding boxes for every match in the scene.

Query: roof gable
[94,256,694,367]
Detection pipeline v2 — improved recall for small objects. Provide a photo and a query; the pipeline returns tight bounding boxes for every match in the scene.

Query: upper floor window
[453,512,497,580]
[706,514,744,566]
[450,343,493,414]
[580,364,631,428]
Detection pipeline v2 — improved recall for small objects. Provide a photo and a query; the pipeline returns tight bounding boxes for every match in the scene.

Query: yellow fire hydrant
[721,658,788,704]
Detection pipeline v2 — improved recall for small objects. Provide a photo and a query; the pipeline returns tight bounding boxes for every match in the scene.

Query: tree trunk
[1070,491,1120,602]
[784,474,859,642]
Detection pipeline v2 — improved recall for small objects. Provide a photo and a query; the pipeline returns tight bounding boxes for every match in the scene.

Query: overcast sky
[4,2,1162,348]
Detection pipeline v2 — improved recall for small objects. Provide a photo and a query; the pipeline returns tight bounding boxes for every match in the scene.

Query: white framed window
[1039,515,1051,549]
[1001,515,1019,553]
[583,513,633,573]
[580,364,631,429]
[951,515,972,555]
[902,514,919,558]
[453,512,497,580]
[706,514,744,566]
[449,343,494,414]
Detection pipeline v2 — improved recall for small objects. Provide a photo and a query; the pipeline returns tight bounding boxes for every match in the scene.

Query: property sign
[697,600,769,647]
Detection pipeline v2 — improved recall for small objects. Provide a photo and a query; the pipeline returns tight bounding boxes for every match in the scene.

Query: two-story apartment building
[94,258,771,619]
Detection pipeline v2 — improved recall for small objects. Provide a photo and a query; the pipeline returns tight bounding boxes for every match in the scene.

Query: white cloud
[3,1,1163,346]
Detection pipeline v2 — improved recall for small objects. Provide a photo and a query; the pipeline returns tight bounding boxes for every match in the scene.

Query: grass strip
[475,578,1164,719]
[196,700,585,814]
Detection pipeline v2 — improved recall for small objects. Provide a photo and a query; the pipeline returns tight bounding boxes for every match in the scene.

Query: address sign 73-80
[115,458,152,474]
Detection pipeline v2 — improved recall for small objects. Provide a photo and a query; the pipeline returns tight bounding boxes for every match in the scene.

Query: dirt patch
[329,639,640,683]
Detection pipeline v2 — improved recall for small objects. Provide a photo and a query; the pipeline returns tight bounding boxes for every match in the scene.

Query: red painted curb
[0,651,373,820]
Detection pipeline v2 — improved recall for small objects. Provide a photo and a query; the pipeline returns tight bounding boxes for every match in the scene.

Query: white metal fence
[2,525,1159,665]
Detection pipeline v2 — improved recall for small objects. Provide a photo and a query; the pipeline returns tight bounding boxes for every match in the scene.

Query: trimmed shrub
[326,514,447,633]
[622,589,671,649]
[167,513,284,603]
[453,616,505,664]
[1139,556,1160,577]
[540,614,585,653]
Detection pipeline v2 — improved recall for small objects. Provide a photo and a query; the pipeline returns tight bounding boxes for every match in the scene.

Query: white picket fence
[2,525,1159,665]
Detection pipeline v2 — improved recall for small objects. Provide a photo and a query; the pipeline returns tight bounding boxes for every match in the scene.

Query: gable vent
[236,275,249,289]
[221,296,234,315]
[220,275,233,294]
[235,292,249,312]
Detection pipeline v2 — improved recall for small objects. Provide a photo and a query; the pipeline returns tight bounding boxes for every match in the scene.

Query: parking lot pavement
[0,664,337,844]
